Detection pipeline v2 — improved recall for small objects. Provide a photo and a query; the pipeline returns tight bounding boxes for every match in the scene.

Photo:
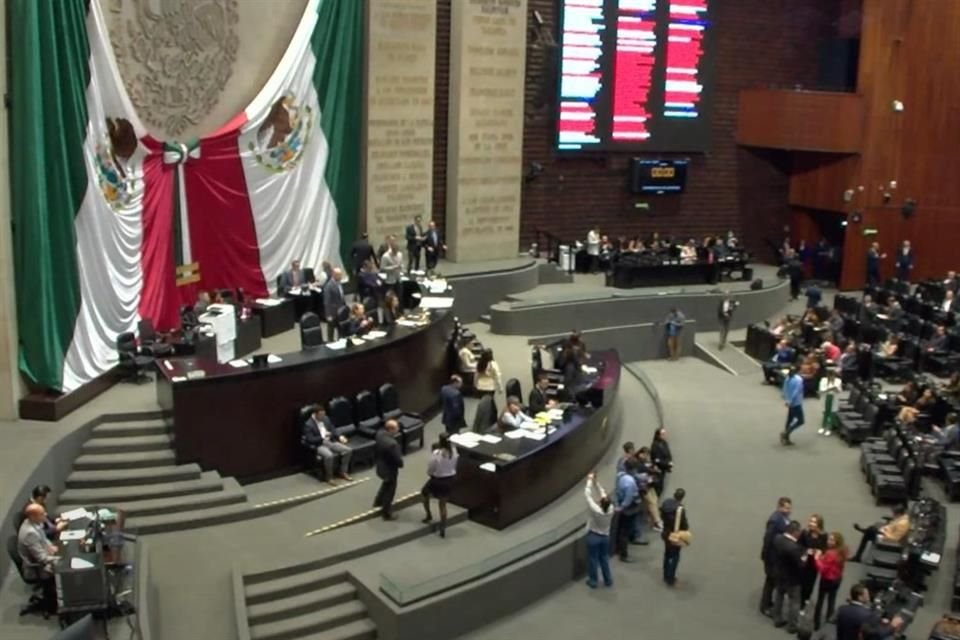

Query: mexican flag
[10,0,361,393]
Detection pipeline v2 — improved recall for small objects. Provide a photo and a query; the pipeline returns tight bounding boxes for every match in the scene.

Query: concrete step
[59,479,245,518]
[81,434,173,454]
[91,420,170,438]
[73,449,176,471]
[248,583,357,626]
[250,601,367,640]
[124,501,252,535]
[59,471,224,504]
[246,569,346,606]
[478,313,491,324]
[302,619,377,640]
[65,464,202,489]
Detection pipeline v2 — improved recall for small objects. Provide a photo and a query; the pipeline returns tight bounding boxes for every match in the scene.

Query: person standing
[650,427,673,497]
[664,307,686,360]
[373,420,404,520]
[349,233,378,276]
[660,488,689,587]
[613,459,642,562]
[865,242,886,287]
[799,513,827,605]
[586,227,600,273]
[422,220,445,273]
[405,215,424,273]
[583,472,614,588]
[772,520,808,633]
[818,370,842,436]
[421,432,458,537]
[760,496,793,616]
[812,531,848,630]
[379,236,404,293]
[835,584,876,640]
[322,267,346,342]
[439,375,466,434]
[781,367,805,445]
[717,294,735,349]
[895,240,914,282]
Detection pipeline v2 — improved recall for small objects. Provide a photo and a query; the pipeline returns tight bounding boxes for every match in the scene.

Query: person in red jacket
[812,531,848,630]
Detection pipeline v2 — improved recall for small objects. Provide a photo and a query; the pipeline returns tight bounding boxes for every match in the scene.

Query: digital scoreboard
[556,0,713,152]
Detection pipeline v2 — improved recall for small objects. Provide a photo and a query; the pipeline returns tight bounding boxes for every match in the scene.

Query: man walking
[781,367,805,445]
[760,497,792,616]
[772,520,809,633]
[717,294,736,349]
[373,420,404,520]
[439,375,466,434]
[660,488,689,587]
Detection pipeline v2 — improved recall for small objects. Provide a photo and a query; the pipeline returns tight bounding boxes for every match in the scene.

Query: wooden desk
[250,299,296,337]
[450,350,621,529]
[156,302,455,480]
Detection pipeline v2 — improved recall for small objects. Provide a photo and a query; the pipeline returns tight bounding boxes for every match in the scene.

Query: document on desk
[479,462,497,472]
[266,354,283,364]
[326,339,347,351]
[479,434,502,444]
[504,430,526,439]
[254,298,284,307]
[425,279,448,294]
[60,530,85,541]
[61,508,92,522]
[364,330,387,340]
[524,431,547,441]
[419,296,454,310]
[70,557,95,570]
[450,433,481,448]
[228,359,249,368]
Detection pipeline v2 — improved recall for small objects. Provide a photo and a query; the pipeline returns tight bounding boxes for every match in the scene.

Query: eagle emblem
[248,96,313,173]
[94,117,138,209]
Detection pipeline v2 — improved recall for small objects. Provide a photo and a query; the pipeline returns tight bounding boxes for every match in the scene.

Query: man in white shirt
[942,290,957,314]
[586,227,600,273]
[379,236,404,290]
[499,396,536,429]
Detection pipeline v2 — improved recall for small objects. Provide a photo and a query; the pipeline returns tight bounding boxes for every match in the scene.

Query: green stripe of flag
[10,0,90,390]
[312,0,363,261]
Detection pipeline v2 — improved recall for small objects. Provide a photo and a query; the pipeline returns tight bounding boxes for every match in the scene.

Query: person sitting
[895,380,919,406]
[821,340,841,363]
[18,504,58,614]
[194,290,211,316]
[381,289,402,326]
[458,338,477,375]
[279,259,311,294]
[302,405,352,484]
[827,308,845,336]
[14,485,66,539]
[933,412,960,449]
[850,504,910,562]
[878,335,900,359]
[838,343,859,383]
[897,387,935,423]
[925,324,950,354]
[528,374,556,415]
[942,290,958,314]
[474,349,503,398]
[763,340,796,384]
[500,396,536,429]
[679,239,697,263]
[344,303,374,337]
[943,371,960,399]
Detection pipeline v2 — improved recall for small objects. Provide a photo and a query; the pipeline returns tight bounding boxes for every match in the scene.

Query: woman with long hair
[474,349,502,398]
[650,427,673,496]
[799,513,827,605]
[381,289,402,326]
[421,432,458,537]
[812,531,848,630]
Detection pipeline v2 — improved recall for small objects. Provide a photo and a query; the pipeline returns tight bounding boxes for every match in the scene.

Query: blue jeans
[785,404,804,435]
[663,544,681,584]
[586,532,612,587]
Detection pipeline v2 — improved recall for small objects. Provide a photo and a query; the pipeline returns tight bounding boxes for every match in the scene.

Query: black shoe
[761,609,773,619]
[849,555,861,563]
[422,516,433,524]
[629,539,650,546]
[773,621,787,628]
[382,513,397,521]
[786,626,798,634]
[619,556,635,563]
[853,523,865,533]
[779,433,788,445]
[438,527,446,538]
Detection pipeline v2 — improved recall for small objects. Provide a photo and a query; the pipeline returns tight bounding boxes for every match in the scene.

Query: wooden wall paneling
[788,153,860,212]
[736,89,864,153]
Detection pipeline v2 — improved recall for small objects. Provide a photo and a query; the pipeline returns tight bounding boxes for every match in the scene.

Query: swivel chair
[116,332,153,384]
[376,383,425,452]
[327,396,375,468]
[505,378,522,401]
[6,535,49,618]
[299,313,324,349]
[137,319,173,357]
[354,390,383,438]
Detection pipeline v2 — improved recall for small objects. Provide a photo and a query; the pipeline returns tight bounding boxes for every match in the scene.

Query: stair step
[250,601,367,640]
[73,449,176,471]
[478,313,491,324]
[124,501,251,535]
[59,479,245,518]
[65,464,201,489]
[246,569,347,605]
[91,420,170,438]
[59,471,224,505]
[302,618,377,640]
[82,434,172,454]
[248,583,357,626]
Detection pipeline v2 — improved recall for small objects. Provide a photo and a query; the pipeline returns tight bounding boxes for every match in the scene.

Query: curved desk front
[450,350,621,529]
[156,303,455,481]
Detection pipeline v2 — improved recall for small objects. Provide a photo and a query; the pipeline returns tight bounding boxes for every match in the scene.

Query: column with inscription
[364,0,437,246]
[447,0,527,262]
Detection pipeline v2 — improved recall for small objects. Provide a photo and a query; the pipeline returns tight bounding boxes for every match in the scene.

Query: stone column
[364,0,437,247]
[0,0,22,418]
[446,0,527,262]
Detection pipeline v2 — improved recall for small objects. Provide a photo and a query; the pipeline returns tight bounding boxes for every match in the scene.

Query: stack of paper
[254,298,284,307]
[450,432,482,448]
[228,359,249,368]
[326,339,347,351]
[504,430,526,440]
[479,434,502,444]
[479,462,497,472]
[419,296,454,310]
[61,508,92,521]
[365,330,387,340]
[60,530,85,541]
[266,354,283,364]
[425,279,448,294]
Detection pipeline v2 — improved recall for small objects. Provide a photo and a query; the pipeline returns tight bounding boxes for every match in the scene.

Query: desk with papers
[450,350,622,529]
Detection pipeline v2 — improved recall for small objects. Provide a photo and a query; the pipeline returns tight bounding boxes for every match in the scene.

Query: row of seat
[860,429,921,505]
[297,383,425,478]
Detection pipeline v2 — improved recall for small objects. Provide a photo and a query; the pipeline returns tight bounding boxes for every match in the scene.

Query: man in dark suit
[322,267,346,342]
[440,375,466,434]
[528,374,555,415]
[302,406,352,483]
[835,583,876,640]
[349,232,377,276]
[717,294,736,349]
[279,259,309,294]
[373,419,404,520]
[866,242,885,287]
[895,240,914,282]
[760,496,792,615]
[405,215,424,273]
[660,487,689,586]
[422,220,445,272]
[772,520,808,632]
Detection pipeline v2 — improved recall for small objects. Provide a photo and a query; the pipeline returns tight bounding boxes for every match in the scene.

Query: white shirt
[501,408,535,429]
[943,298,954,313]
[586,231,600,256]
[585,481,613,535]
[818,376,842,396]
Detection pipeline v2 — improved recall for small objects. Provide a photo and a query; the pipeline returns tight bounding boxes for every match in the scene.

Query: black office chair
[180,304,199,332]
[327,396,375,468]
[355,390,383,438]
[377,383,425,453]
[362,297,378,321]
[218,288,236,305]
[52,614,95,640]
[505,378,522,401]
[299,313,324,349]
[116,332,153,384]
[138,319,173,357]
[6,535,49,618]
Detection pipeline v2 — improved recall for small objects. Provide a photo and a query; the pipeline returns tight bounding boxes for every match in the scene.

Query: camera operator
[717,293,739,350]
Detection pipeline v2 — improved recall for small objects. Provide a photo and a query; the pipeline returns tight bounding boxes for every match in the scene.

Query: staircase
[245,569,377,640]
[58,418,250,534]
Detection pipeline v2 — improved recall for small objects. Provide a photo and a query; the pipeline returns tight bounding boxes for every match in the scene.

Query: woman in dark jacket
[650,427,673,496]
[799,513,827,605]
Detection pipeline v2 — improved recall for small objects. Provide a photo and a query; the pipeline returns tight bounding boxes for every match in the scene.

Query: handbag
[667,506,692,546]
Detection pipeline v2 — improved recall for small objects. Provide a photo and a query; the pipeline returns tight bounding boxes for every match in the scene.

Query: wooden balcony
[736,89,864,153]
